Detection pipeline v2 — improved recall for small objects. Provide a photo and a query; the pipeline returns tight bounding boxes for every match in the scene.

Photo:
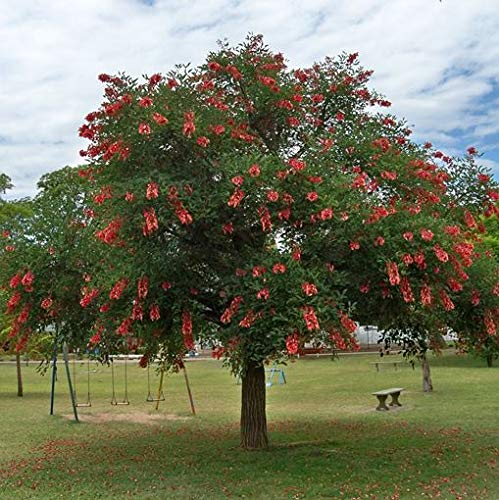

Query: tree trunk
[16,352,23,397]
[240,362,269,450]
[486,354,493,367]
[421,354,433,393]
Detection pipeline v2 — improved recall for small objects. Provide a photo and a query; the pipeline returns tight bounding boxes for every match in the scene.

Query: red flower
[311,94,324,103]
[7,291,22,312]
[289,158,306,171]
[239,310,256,328]
[340,312,357,333]
[138,123,151,135]
[142,207,159,235]
[197,136,210,148]
[463,210,476,228]
[183,112,195,137]
[403,232,414,241]
[433,244,449,263]
[302,306,320,331]
[374,236,385,247]
[253,265,267,277]
[302,282,318,296]
[248,164,261,177]
[211,124,225,135]
[286,333,299,355]
[306,191,318,202]
[386,262,400,286]
[21,271,34,288]
[132,301,143,321]
[149,304,160,321]
[231,176,244,187]
[439,290,454,311]
[360,283,370,293]
[336,112,345,121]
[478,174,490,183]
[467,146,477,155]
[317,207,332,221]
[220,296,243,324]
[258,206,272,232]
[161,281,172,290]
[139,97,153,108]
[402,254,414,266]
[80,288,99,308]
[109,278,128,300]
[420,229,434,241]
[125,192,135,202]
[137,277,149,299]
[152,112,168,125]
[208,61,222,71]
[447,278,463,292]
[471,289,480,306]
[9,274,21,289]
[256,287,270,300]
[400,277,414,303]
[267,191,279,202]
[146,182,159,199]
[278,208,291,220]
[420,285,433,306]
[222,223,234,235]
[228,189,245,208]
[116,318,132,336]
[349,241,360,251]
[272,263,287,274]
[175,206,193,225]
[99,303,110,313]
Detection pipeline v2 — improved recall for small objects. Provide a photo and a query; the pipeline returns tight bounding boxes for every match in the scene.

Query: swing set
[49,343,196,421]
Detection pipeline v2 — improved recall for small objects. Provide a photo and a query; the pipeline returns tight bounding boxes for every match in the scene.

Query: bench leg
[375,395,389,411]
[389,392,402,407]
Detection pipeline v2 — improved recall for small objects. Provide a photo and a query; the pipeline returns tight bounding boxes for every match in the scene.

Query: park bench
[370,361,414,372]
[372,387,403,411]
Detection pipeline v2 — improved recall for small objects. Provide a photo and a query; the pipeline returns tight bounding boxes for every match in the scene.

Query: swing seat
[111,399,130,406]
[75,402,92,408]
[146,393,165,402]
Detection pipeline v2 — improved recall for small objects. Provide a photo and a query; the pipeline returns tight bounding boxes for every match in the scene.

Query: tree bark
[486,354,493,367]
[421,354,433,393]
[16,352,23,397]
[240,362,269,450]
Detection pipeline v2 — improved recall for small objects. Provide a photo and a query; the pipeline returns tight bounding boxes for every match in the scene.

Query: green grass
[0,352,498,499]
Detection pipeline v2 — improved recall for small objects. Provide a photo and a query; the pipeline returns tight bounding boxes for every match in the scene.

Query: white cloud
[1,0,499,198]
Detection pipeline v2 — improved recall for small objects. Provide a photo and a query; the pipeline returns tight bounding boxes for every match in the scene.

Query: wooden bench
[370,361,413,372]
[372,387,404,411]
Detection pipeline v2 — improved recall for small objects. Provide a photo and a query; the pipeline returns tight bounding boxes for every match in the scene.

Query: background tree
[1,167,97,376]
[0,174,33,396]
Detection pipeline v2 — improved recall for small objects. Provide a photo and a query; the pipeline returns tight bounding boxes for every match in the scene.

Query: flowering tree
[336,151,499,391]
[1,167,97,361]
[0,174,34,396]
[7,36,498,448]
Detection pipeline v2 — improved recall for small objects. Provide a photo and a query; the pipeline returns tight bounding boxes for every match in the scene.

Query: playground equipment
[110,356,130,405]
[265,364,286,387]
[146,363,165,404]
[146,360,196,415]
[72,353,91,407]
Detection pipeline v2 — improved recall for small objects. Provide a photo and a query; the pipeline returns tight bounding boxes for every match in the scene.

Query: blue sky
[1,0,498,198]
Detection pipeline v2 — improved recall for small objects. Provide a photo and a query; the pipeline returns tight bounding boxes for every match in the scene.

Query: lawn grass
[0,352,498,499]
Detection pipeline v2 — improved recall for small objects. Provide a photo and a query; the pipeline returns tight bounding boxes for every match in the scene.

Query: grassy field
[0,352,498,499]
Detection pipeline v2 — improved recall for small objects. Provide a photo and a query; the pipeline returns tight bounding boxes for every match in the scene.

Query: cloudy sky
[1,0,498,198]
